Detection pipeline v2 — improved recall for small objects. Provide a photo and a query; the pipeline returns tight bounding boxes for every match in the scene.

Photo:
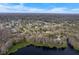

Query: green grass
[7,37,67,54]
[7,40,67,54]
[7,41,30,54]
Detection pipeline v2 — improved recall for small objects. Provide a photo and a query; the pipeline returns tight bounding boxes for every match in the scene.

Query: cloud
[0,3,26,13]
[72,8,79,11]
[0,3,79,13]
[47,8,68,13]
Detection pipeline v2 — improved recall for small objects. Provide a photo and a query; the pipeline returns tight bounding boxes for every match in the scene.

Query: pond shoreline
[8,39,79,55]
[9,44,79,55]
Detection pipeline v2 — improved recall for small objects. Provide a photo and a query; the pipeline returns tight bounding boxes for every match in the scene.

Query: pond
[9,42,79,55]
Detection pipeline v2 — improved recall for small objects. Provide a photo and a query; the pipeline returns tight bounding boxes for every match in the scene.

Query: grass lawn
[7,41,30,54]
[7,39,67,54]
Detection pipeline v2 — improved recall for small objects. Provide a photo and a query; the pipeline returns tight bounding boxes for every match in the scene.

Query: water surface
[10,44,79,55]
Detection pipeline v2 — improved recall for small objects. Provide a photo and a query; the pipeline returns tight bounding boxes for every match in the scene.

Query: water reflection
[9,44,79,55]
[9,39,79,55]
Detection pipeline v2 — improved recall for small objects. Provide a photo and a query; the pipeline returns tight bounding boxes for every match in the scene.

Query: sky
[0,3,79,13]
